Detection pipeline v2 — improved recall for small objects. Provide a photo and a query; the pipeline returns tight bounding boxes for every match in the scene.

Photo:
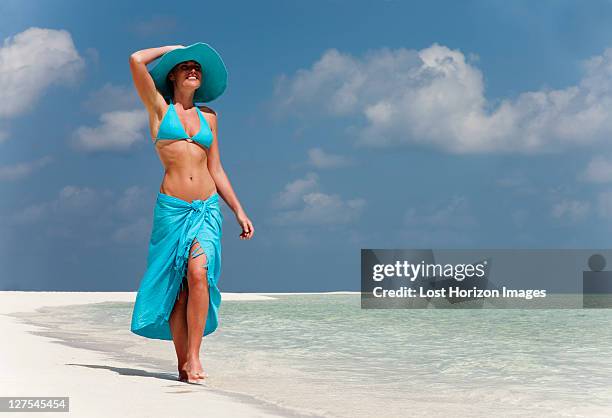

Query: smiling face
[168,60,203,95]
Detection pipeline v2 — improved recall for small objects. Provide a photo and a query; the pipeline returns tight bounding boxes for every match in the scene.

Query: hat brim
[149,42,228,103]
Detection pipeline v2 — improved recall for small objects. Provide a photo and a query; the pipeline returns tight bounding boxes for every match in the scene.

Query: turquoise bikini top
[154,100,213,149]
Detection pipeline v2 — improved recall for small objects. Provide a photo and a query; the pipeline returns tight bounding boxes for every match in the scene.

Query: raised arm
[129,46,183,114]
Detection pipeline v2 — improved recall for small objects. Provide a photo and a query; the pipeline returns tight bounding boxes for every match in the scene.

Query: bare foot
[181,359,207,383]
[189,356,206,377]
[177,361,207,380]
[177,364,206,381]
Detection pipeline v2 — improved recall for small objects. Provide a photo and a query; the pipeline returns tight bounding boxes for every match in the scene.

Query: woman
[128,43,254,384]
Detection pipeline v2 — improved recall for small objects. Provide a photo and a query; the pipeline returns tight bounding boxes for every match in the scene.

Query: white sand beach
[0,291,308,418]
[4,291,608,418]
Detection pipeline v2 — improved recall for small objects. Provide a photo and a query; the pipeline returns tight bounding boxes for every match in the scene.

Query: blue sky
[2,0,612,291]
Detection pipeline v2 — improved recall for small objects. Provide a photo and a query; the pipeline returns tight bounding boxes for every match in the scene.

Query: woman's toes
[185,373,205,384]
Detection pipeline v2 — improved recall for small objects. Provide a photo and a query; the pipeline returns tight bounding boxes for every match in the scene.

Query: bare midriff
[154,139,217,203]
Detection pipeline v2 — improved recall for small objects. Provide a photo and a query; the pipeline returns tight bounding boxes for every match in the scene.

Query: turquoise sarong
[131,192,223,340]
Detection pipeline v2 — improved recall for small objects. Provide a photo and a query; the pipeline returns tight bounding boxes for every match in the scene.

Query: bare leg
[182,238,210,382]
[169,280,189,380]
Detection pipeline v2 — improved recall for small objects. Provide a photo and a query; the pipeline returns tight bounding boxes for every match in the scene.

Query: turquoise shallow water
[11,294,612,417]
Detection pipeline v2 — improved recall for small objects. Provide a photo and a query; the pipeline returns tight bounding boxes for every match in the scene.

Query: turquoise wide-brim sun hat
[149,42,228,103]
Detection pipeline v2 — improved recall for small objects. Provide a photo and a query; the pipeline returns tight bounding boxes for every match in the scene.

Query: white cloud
[581,155,612,183]
[10,185,107,224]
[274,172,319,208]
[275,44,612,154]
[400,196,478,246]
[9,185,148,224]
[74,82,149,152]
[56,185,111,214]
[272,173,365,226]
[114,185,148,214]
[72,109,148,152]
[551,199,590,221]
[307,147,351,169]
[10,204,47,225]
[0,155,52,181]
[597,191,612,219]
[0,27,83,118]
[83,47,100,68]
[403,196,477,229]
[274,192,365,226]
[496,170,537,195]
[112,218,151,243]
[82,83,141,113]
[8,184,153,245]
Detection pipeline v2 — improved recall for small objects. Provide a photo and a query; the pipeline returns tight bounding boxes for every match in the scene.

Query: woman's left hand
[236,211,254,240]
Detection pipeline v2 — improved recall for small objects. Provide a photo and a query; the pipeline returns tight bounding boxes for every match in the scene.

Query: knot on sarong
[172,195,218,278]
[189,200,205,212]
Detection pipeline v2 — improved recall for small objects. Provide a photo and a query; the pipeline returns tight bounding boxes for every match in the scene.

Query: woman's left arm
[205,111,254,240]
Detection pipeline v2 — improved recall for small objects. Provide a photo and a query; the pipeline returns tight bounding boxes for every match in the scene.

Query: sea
[9,294,612,417]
